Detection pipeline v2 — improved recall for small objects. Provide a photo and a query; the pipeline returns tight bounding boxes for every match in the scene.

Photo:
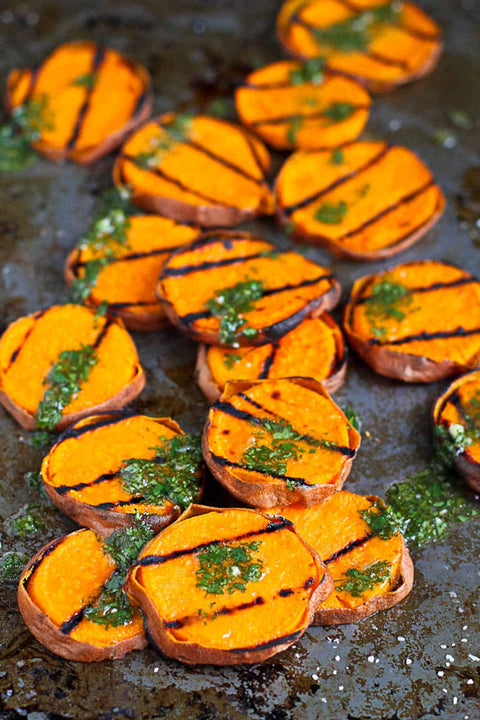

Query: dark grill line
[370,326,480,347]
[356,276,477,306]
[60,608,85,635]
[250,104,369,128]
[138,518,292,566]
[74,246,180,269]
[66,45,105,151]
[161,250,270,278]
[228,629,303,654]
[259,344,278,378]
[92,319,113,350]
[58,410,138,441]
[209,451,310,486]
[323,533,373,565]
[4,309,47,373]
[335,0,441,41]
[55,470,119,495]
[22,537,65,589]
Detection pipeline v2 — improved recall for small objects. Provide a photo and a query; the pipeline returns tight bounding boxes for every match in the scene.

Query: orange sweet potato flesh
[17,529,147,661]
[157,231,341,347]
[41,413,201,535]
[235,60,371,150]
[65,215,201,331]
[275,141,445,261]
[277,0,442,93]
[196,314,346,403]
[433,371,480,492]
[113,114,274,227]
[0,304,145,431]
[6,41,152,164]
[343,261,480,382]
[127,505,332,665]
[203,377,360,508]
[268,491,413,624]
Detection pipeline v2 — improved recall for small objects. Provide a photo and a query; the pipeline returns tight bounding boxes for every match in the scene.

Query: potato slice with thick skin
[433,371,480,493]
[157,231,341,347]
[277,0,442,94]
[196,314,347,403]
[0,304,145,431]
[127,505,332,665]
[41,413,204,535]
[235,59,371,150]
[268,491,413,624]
[275,141,445,261]
[114,114,274,227]
[203,378,360,508]
[6,41,152,164]
[65,215,201,331]
[18,529,147,661]
[343,261,480,382]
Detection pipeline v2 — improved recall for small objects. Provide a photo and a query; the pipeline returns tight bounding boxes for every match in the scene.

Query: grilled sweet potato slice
[113,114,274,227]
[157,231,340,347]
[235,59,371,150]
[6,41,151,164]
[41,413,204,534]
[127,505,332,665]
[268,491,413,624]
[18,528,147,661]
[196,314,346,403]
[203,378,360,508]
[343,261,480,382]
[0,304,145,431]
[65,215,201,331]
[433,371,480,492]
[275,141,445,261]
[277,0,442,94]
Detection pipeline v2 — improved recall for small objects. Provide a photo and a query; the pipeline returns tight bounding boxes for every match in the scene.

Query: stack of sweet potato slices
[6,41,152,164]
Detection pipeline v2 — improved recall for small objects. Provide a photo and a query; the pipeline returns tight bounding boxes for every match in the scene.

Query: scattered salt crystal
[335,655,341,662]
[446,654,455,663]
[438,671,444,677]
[312,674,319,681]
[406,658,412,666]
[468,654,480,661]
[397,636,405,642]
[367,656,375,663]
[467,679,474,685]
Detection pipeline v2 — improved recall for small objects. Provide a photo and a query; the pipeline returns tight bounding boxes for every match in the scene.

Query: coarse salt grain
[397,636,405,642]
[406,658,412,665]
[438,671,444,677]
[367,656,375,663]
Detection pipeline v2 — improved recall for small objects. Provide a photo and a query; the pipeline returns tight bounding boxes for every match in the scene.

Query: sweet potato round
[203,377,360,509]
[0,304,145,431]
[127,504,332,665]
[5,41,152,165]
[343,261,480,382]
[18,529,147,662]
[195,314,347,404]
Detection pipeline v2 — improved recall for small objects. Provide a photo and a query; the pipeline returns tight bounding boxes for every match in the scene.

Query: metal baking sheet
[0,1,479,718]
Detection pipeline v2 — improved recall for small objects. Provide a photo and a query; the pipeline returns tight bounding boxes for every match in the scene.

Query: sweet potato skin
[5,41,153,165]
[17,535,148,662]
[127,504,333,665]
[202,378,360,509]
[343,267,480,382]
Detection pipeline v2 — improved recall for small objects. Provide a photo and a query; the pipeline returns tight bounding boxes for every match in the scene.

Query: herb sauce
[195,541,263,595]
[134,113,193,169]
[312,2,402,53]
[0,96,54,172]
[364,278,413,339]
[315,200,348,224]
[334,560,392,598]
[0,552,28,581]
[206,278,265,346]
[289,58,325,86]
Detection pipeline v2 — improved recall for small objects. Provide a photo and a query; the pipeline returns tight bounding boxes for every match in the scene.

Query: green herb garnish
[195,541,263,595]
[289,57,326,85]
[72,73,96,90]
[134,113,193,169]
[223,353,242,370]
[344,405,360,432]
[35,344,98,430]
[312,2,402,52]
[206,279,264,346]
[330,148,344,165]
[84,519,154,627]
[315,200,348,224]
[121,434,203,510]
[449,110,472,129]
[364,278,412,339]
[323,102,356,122]
[360,500,399,540]
[7,505,44,538]
[0,552,28,581]
[287,115,303,145]
[0,96,54,172]
[335,560,392,597]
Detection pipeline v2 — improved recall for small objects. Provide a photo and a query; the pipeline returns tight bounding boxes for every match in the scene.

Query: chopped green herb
[72,73,96,90]
[223,353,242,370]
[335,560,392,598]
[358,182,371,198]
[289,57,326,86]
[312,2,402,52]
[29,429,56,448]
[364,278,413,339]
[330,148,344,165]
[207,97,232,118]
[121,434,203,510]
[285,220,297,236]
[35,344,98,430]
[7,505,44,538]
[323,102,356,122]
[344,405,360,432]
[287,115,303,144]
[206,278,264,346]
[134,113,193,168]
[315,200,348,224]
[85,519,154,627]
[0,96,54,172]
[359,500,399,540]
[0,552,28,581]
[195,541,263,595]
[449,110,472,129]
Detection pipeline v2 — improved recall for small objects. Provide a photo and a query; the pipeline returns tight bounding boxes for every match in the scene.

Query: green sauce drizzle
[359,500,399,540]
[312,2,402,52]
[315,200,348,224]
[223,352,242,369]
[35,344,98,430]
[206,279,265,346]
[120,433,203,510]
[85,519,154,627]
[322,102,356,122]
[364,278,413,339]
[330,148,344,165]
[344,405,361,432]
[7,504,44,538]
[0,552,28,581]
[134,113,193,169]
[289,57,326,86]
[0,96,54,172]
[72,73,96,90]
[195,541,263,595]
[335,560,392,597]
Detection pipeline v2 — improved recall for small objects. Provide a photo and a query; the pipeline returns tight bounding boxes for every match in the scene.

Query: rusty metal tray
[0,1,479,718]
